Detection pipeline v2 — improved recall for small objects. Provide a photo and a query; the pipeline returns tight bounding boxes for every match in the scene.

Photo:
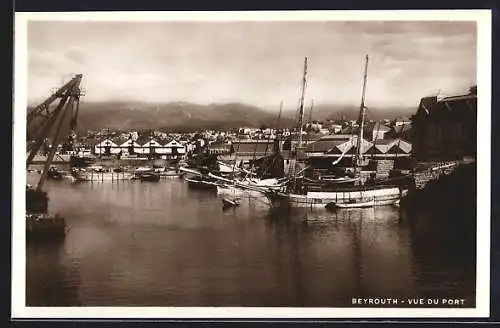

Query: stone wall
[376,159,395,178]
[413,161,460,190]
[402,161,476,220]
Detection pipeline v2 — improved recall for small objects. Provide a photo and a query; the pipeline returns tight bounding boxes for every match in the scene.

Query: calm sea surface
[25,170,476,307]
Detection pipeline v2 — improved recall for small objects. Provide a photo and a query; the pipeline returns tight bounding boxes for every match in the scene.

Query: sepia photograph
[12,10,491,318]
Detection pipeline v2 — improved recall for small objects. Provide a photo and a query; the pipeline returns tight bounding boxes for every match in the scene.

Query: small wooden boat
[320,176,359,184]
[70,154,96,168]
[159,170,180,178]
[327,199,375,209]
[135,166,154,173]
[179,167,204,178]
[185,177,218,191]
[138,172,160,182]
[222,197,241,209]
[325,202,337,211]
[71,169,134,182]
[47,167,64,180]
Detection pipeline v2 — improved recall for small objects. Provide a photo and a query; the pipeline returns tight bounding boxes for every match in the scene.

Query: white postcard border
[12,9,492,319]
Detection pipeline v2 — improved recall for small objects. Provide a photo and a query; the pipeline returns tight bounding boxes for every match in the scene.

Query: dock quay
[26,187,68,239]
[26,214,67,239]
[402,160,476,218]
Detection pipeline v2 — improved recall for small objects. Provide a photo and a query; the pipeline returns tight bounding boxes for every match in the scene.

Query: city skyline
[28,20,476,109]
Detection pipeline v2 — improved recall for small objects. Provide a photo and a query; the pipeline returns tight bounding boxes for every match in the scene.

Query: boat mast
[308,99,314,124]
[355,55,369,170]
[276,101,283,133]
[297,57,308,154]
[259,101,284,180]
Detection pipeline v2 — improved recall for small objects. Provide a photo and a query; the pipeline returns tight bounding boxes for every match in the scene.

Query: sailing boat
[221,148,242,209]
[266,55,408,208]
[212,101,288,200]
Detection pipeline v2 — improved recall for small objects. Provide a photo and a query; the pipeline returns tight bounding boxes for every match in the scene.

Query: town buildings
[93,136,186,159]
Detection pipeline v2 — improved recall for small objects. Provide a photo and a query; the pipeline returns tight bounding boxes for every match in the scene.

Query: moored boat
[242,177,286,190]
[326,199,375,209]
[135,166,154,173]
[179,166,204,179]
[319,176,359,184]
[137,172,161,182]
[267,184,407,208]
[222,197,241,209]
[159,169,180,178]
[266,55,409,209]
[71,168,134,182]
[216,184,269,202]
[215,176,285,202]
[47,166,64,180]
[70,154,96,168]
[185,176,218,191]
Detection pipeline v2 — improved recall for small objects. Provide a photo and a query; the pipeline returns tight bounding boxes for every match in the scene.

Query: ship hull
[217,184,269,200]
[267,186,407,208]
[72,171,134,182]
[185,178,218,191]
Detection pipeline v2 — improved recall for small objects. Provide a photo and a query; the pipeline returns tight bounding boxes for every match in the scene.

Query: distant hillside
[281,104,417,122]
[27,101,416,135]
[72,101,296,132]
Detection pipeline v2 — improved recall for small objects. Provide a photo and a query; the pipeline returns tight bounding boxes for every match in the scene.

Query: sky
[27,20,477,109]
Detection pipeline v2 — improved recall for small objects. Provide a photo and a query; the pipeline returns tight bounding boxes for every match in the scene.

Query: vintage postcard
[12,10,491,319]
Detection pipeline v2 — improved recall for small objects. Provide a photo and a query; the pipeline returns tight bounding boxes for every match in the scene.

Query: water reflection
[26,239,81,306]
[403,202,476,306]
[262,206,417,306]
[24,175,475,307]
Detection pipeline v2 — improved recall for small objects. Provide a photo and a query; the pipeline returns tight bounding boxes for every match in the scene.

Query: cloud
[65,46,86,65]
[26,20,477,107]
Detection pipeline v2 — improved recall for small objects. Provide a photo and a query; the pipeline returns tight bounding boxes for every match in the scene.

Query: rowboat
[222,197,241,209]
[327,199,375,209]
[137,172,160,182]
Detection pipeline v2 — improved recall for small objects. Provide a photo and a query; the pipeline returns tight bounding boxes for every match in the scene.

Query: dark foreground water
[25,172,476,307]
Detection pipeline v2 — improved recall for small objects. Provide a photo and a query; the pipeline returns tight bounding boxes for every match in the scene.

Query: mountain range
[30,101,417,133]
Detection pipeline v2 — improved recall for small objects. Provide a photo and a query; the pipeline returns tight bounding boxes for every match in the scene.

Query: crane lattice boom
[26,74,83,191]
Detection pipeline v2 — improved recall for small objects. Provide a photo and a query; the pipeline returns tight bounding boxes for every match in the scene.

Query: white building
[164,140,186,155]
[141,139,165,155]
[330,124,343,134]
[119,139,142,155]
[94,138,121,155]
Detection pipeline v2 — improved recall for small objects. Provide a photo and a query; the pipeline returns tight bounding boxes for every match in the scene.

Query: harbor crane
[27,74,83,190]
[26,74,84,212]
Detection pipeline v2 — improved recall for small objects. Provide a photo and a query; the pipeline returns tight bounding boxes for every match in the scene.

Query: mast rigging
[297,57,308,153]
[354,55,369,170]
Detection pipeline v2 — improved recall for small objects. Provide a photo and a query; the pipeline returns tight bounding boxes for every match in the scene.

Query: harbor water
[25,170,476,307]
